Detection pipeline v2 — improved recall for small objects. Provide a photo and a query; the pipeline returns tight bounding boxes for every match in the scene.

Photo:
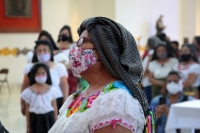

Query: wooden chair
[0,68,11,94]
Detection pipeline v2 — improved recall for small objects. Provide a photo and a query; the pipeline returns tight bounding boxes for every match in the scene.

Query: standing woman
[49,17,150,133]
[26,30,67,63]
[21,40,69,115]
[57,25,86,95]
[173,44,200,98]
[148,44,178,98]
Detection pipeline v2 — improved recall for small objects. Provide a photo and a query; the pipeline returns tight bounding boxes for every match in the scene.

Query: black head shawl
[78,17,149,116]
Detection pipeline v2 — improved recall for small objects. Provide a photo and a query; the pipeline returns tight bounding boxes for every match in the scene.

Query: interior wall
[115,0,180,46]
[0,0,71,84]
[0,0,115,84]
[69,0,115,40]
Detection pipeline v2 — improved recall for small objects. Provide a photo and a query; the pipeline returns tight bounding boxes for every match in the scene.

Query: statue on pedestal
[156,15,165,35]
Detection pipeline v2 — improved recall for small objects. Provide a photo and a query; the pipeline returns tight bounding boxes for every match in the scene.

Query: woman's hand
[155,104,169,119]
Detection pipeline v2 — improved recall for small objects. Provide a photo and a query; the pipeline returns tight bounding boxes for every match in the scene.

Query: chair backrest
[0,69,9,74]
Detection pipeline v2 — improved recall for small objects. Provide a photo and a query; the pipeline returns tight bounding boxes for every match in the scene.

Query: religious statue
[156,15,165,35]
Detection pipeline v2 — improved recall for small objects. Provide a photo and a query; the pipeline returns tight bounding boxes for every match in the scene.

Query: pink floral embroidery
[92,119,135,132]
[87,91,100,108]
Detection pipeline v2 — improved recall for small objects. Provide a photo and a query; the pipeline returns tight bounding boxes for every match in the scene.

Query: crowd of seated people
[141,33,200,133]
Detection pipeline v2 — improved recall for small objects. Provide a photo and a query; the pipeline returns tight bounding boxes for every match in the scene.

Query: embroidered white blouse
[21,86,57,114]
[48,81,145,133]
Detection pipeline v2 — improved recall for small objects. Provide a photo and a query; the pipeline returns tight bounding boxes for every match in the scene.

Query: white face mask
[37,54,51,63]
[35,76,47,84]
[166,81,183,94]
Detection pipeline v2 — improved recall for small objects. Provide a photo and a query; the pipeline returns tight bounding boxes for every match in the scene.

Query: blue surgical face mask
[37,54,51,63]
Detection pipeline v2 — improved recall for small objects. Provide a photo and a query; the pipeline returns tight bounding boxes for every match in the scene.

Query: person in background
[150,71,194,133]
[148,44,178,98]
[38,30,59,51]
[157,33,177,58]
[142,37,164,103]
[38,30,68,63]
[142,36,166,60]
[183,37,189,44]
[173,44,200,98]
[21,40,68,115]
[170,41,179,57]
[21,63,57,133]
[192,36,200,62]
[25,30,67,63]
[57,25,79,95]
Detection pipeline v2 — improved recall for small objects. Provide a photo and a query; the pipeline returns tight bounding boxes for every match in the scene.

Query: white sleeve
[56,63,69,78]
[54,52,68,63]
[21,88,32,104]
[50,86,58,100]
[23,63,33,75]
[26,51,33,63]
[188,64,200,74]
[173,63,179,71]
[148,61,155,73]
[171,58,178,66]
[142,57,149,70]
[89,89,145,133]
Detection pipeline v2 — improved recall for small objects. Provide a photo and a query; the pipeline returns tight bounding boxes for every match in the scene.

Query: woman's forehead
[80,30,90,38]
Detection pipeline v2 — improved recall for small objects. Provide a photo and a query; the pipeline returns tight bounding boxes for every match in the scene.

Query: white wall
[115,0,180,46]
[0,0,71,84]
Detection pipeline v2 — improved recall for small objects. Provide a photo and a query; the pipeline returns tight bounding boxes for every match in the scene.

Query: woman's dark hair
[151,44,174,61]
[28,63,52,86]
[32,40,54,63]
[194,36,200,45]
[57,25,74,43]
[181,44,199,63]
[38,30,59,50]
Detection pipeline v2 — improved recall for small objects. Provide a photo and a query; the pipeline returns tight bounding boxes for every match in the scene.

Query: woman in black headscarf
[49,17,150,133]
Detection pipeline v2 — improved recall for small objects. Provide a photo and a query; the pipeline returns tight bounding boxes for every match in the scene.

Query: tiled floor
[0,85,26,133]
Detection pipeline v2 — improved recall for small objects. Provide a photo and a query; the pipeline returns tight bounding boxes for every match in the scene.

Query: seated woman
[148,44,178,98]
[49,17,149,133]
[173,44,200,98]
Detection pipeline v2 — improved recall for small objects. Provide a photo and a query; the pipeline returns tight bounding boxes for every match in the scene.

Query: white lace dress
[48,81,145,133]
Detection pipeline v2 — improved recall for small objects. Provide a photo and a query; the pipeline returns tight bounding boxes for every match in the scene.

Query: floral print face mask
[69,45,98,75]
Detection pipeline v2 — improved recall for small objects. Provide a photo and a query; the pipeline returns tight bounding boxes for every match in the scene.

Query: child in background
[21,63,58,133]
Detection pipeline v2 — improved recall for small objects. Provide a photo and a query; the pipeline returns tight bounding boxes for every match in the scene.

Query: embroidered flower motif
[87,92,99,108]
